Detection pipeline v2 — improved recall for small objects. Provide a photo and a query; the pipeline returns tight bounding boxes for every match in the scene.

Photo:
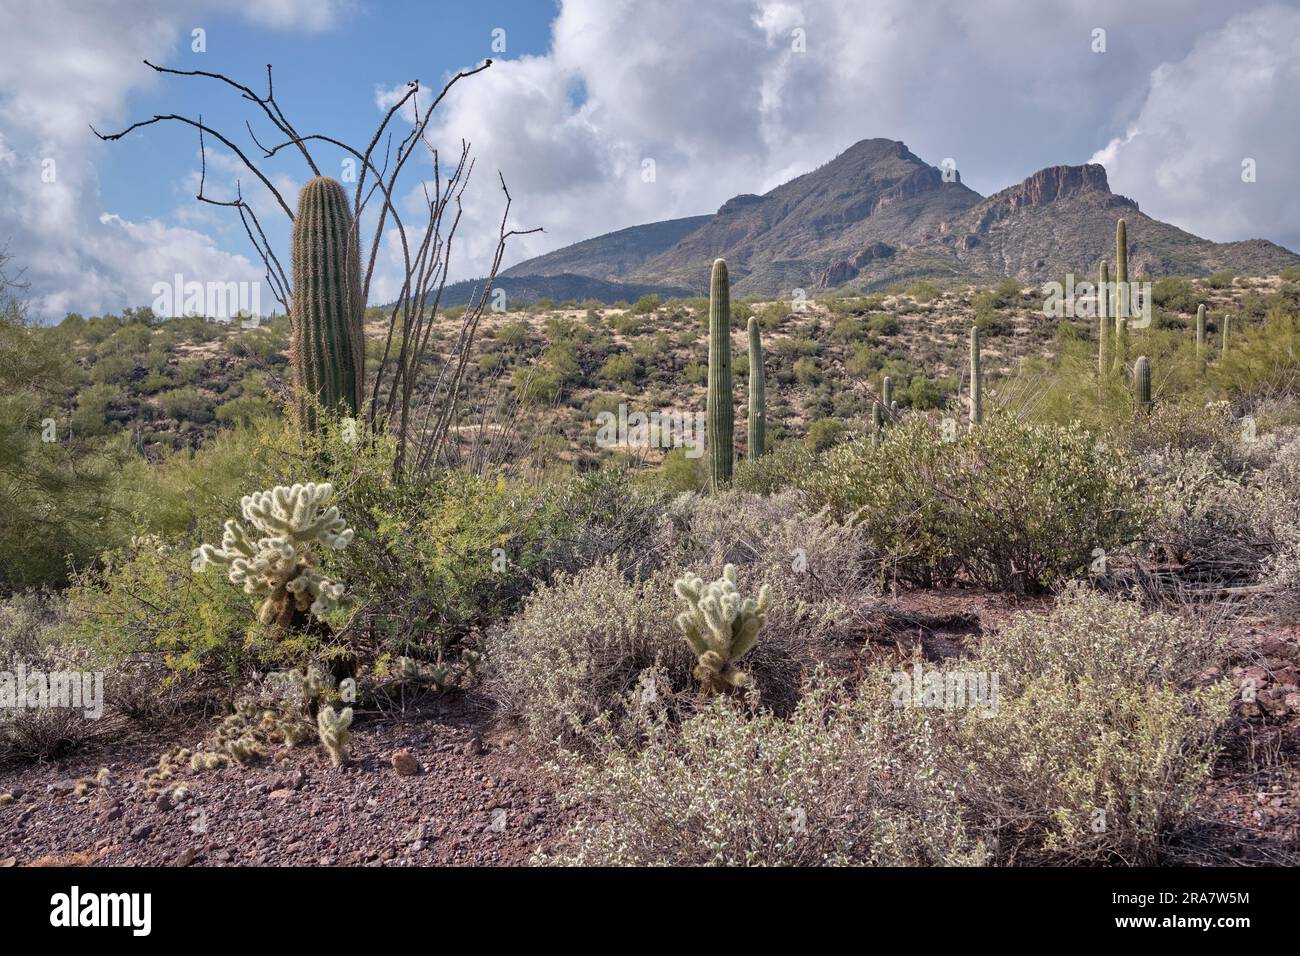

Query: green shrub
[801,415,1149,591]
[805,417,846,452]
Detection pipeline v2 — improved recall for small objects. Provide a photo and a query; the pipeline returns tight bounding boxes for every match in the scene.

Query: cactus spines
[707,259,734,487]
[317,705,353,767]
[192,482,354,628]
[1196,304,1206,357]
[1098,260,1109,374]
[969,325,983,425]
[290,176,365,433]
[1134,355,1152,414]
[672,564,769,697]
[746,316,765,461]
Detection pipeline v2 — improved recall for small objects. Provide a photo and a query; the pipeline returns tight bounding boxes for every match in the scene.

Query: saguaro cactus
[746,316,765,461]
[1134,356,1152,414]
[871,402,883,447]
[1115,218,1128,324]
[707,259,734,487]
[291,176,365,432]
[881,375,893,419]
[1196,304,1206,357]
[1098,260,1109,374]
[969,326,983,425]
[1222,314,1231,353]
[673,564,769,697]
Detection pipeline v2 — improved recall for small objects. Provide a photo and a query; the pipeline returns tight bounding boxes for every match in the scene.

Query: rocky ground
[2,593,1297,868]
[0,695,576,867]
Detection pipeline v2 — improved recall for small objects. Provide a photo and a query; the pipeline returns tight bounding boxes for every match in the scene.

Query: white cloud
[1091,4,1300,251]
[411,0,1298,282]
[0,0,348,319]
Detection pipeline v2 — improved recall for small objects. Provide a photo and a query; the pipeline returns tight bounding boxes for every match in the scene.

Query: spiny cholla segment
[192,482,354,622]
[673,563,769,694]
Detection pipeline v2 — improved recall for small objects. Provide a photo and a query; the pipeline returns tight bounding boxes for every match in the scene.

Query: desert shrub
[484,560,696,752]
[975,583,1224,693]
[1150,277,1201,313]
[62,536,281,682]
[157,386,215,424]
[546,674,985,866]
[732,440,816,494]
[800,415,1149,591]
[906,280,941,303]
[957,675,1231,864]
[1205,272,1236,290]
[655,448,706,494]
[653,491,876,654]
[0,591,102,762]
[805,417,845,452]
[539,468,676,578]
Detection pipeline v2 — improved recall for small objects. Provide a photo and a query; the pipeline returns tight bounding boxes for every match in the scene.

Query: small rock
[269,788,295,800]
[463,737,484,757]
[175,847,198,867]
[129,823,153,842]
[155,793,173,813]
[1283,692,1300,713]
[409,840,425,852]
[391,750,421,776]
[0,857,15,868]
[287,769,306,790]
[213,848,232,863]
[102,803,124,823]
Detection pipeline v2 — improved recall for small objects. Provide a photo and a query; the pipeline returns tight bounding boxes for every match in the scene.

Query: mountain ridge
[464,138,1300,304]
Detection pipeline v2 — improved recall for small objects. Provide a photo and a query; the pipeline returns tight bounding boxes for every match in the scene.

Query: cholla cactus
[673,564,769,696]
[192,482,354,627]
[317,705,353,766]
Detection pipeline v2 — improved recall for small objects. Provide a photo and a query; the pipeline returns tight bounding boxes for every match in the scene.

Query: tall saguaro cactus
[969,325,983,425]
[290,176,365,432]
[707,259,734,487]
[1115,218,1128,325]
[1196,304,1206,357]
[1134,356,1152,414]
[881,375,893,419]
[746,316,765,461]
[1098,260,1109,374]
[1222,314,1231,354]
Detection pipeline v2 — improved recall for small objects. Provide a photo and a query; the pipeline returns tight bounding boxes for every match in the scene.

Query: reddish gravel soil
[2,592,1297,867]
[0,695,576,867]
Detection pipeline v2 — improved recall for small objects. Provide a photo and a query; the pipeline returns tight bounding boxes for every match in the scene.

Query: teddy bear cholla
[192,482,354,627]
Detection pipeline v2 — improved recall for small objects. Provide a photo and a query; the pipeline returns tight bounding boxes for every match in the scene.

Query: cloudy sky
[2,0,1298,320]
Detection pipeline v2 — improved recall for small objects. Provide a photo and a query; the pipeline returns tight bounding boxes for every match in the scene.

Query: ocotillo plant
[708,259,734,487]
[746,316,765,461]
[1098,260,1109,374]
[1134,356,1152,414]
[290,176,365,433]
[1196,304,1206,357]
[969,326,983,425]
